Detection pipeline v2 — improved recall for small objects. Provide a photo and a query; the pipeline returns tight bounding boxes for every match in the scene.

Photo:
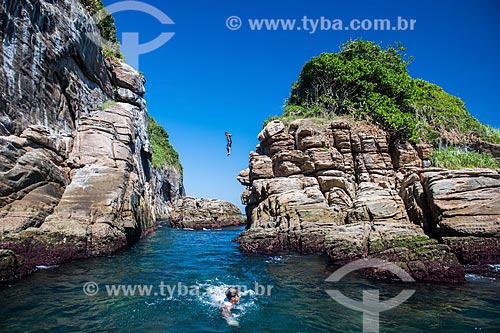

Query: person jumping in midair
[225,132,232,156]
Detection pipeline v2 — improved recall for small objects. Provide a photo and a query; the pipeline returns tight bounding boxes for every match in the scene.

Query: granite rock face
[152,165,186,221]
[0,0,162,281]
[169,197,245,229]
[0,0,113,136]
[237,119,466,282]
[401,168,500,264]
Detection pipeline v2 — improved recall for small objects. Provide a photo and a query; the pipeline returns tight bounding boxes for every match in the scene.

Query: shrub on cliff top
[79,0,123,60]
[148,117,183,172]
[284,39,499,145]
[411,79,500,144]
[79,0,103,15]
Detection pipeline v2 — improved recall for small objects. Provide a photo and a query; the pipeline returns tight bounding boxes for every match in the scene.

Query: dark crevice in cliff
[159,179,171,202]
[141,154,151,182]
[388,137,400,171]
[405,182,441,240]
[53,71,77,130]
[351,151,360,184]
[71,53,106,92]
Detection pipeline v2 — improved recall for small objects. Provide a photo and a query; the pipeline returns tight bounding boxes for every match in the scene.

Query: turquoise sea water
[1,226,499,332]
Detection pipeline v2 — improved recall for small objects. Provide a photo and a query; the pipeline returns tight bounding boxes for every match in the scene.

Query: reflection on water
[1,227,499,332]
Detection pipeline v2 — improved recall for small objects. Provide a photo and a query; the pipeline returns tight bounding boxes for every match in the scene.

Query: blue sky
[103,0,500,211]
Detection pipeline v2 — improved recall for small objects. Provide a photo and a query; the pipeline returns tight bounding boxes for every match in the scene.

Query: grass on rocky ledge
[430,148,500,169]
[101,100,117,110]
[264,104,346,127]
[264,115,332,127]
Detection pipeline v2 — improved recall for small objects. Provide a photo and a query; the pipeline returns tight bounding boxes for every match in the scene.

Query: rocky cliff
[0,0,164,281]
[237,119,500,282]
[0,0,247,281]
[401,168,500,264]
[170,197,245,229]
[152,165,185,221]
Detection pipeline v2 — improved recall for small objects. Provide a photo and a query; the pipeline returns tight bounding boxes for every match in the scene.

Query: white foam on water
[487,264,500,272]
[265,255,287,264]
[196,281,258,318]
[465,274,481,281]
[36,265,59,270]
[226,317,240,327]
[465,274,496,282]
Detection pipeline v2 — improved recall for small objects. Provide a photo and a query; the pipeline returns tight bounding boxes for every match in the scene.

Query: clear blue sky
[103,0,500,211]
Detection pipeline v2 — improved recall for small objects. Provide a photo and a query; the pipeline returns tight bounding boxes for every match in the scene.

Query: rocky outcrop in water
[169,197,245,229]
[235,119,488,282]
[150,165,242,229]
[401,168,500,264]
[0,0,163,281]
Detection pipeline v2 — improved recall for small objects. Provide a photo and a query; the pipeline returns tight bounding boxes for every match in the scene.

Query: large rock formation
[237,119,475,282]
[401,168,500,264]
[169,197,245,229]
[0,0,161,281]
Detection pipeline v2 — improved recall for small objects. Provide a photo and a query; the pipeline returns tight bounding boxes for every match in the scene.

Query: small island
[236,40,500,283]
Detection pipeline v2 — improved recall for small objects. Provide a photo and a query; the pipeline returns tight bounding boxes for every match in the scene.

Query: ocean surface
[1,226,499,333]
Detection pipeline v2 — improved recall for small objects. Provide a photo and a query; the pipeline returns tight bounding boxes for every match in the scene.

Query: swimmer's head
[225,287,240,300]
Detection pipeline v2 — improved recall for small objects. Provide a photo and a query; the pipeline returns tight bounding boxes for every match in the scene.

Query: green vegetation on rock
[263,114,328,127]
[101,100,117,110]
[369,236,433,253]
[79,0,124,60]
[430,148,500,169]
[277,39,499,145]
[411,80,500,144]
[79,0,103,14]
[148,117,182,172]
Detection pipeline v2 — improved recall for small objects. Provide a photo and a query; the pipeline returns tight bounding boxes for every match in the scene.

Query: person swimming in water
[225,132,232,156]
[221,287,240,326]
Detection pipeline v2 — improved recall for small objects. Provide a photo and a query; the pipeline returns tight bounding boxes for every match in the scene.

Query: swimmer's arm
[221,305,231,319]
